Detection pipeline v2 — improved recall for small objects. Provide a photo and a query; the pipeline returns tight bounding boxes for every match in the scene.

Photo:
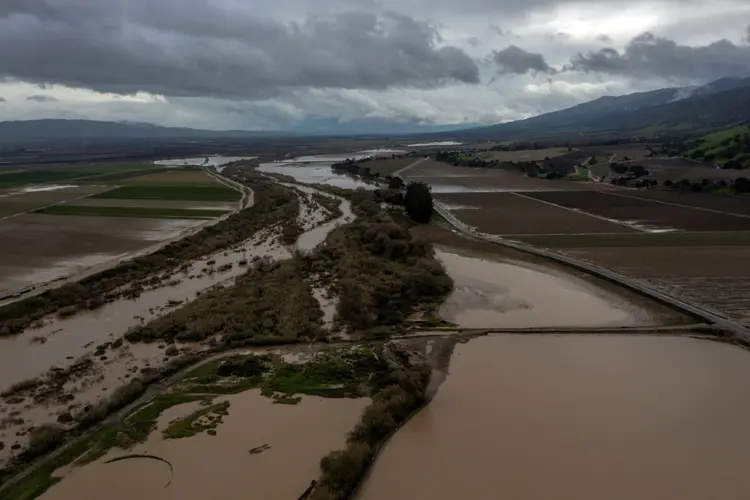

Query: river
[358,334,750,500]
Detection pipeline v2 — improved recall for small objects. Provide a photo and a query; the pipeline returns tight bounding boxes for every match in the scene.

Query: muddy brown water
[436,248,658,328]
[40,390,368,500]
[358,335,750,500]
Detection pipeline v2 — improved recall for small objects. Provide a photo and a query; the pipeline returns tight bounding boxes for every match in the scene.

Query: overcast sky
[1,0,749,131]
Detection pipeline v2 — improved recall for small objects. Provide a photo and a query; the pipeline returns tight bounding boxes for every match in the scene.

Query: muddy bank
[358,335,750,500]
[39,391,367,500]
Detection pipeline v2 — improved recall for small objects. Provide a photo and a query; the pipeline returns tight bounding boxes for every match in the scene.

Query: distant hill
[0,119,288,142]
[685,124,750,168]
[445,77,750,141]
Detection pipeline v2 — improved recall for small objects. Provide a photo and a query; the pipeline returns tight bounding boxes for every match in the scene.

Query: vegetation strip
[34,205,229,219]
[91,185,241,202]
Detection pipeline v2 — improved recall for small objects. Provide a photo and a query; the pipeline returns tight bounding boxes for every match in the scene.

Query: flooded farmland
[40,390,368,500]
[358,335,750,500]
[436,248,657,328]
[258,162,375,190]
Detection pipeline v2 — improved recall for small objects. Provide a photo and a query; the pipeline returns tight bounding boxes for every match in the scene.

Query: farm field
[91,184,241,202]
[0,213,203,297]
[479,148,570,162]
[411,157,750,325]
[120,168,222,186]
[0,163,167,188]
[35,205,230,219]
[636,158,738,182]
[0,163,242,300]
[401,160,598,192]
[435,192,636,235]
[0,185,112,218]
[561,245,750,325]
[362,157,418,176]
[524,190,750,232]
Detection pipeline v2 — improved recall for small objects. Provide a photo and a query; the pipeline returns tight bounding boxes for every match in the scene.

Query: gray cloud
[492,45,554,74]
[0,1,479,99]
[26,94,57,102]
[569,32,750,80]
[0,97,6,103]
[745,25,750,43]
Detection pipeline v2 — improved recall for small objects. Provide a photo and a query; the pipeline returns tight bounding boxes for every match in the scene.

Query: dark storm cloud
[569,32,750,79]
[0,0,479,99]
[26,94,57,102]
[492,45,554,74]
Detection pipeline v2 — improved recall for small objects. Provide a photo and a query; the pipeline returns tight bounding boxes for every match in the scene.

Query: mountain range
[2,77,750,142]
[449,77,750,141]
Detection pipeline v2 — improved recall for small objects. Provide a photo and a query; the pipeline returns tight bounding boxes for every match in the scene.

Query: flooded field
[154,156,257,170]
[258,162,375,190]
[359,335,750,500]
[0,215,205,298]
[436,248,658,328]
[40,390,367,500]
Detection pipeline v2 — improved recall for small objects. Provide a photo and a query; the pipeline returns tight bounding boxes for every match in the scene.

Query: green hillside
[686,124,750,168]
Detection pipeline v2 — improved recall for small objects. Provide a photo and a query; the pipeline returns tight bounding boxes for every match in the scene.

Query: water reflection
[258,163,375,190]
[358,335,750,500]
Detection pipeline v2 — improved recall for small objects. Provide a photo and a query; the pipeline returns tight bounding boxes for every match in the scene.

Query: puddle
[436,248,655,328]
[358,335,750,500]
[40,390,367,500]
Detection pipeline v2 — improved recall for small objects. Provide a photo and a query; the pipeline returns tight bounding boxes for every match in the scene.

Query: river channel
[358,334,750,500]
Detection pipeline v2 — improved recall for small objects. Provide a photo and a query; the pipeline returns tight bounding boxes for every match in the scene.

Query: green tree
[388,176,405,189]
[404,182,433,223]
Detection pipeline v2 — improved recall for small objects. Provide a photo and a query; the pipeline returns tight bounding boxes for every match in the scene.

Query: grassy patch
[0,165,160,188]
[35,204,229,220]
[91,185,241,202]
[163,401,230,439]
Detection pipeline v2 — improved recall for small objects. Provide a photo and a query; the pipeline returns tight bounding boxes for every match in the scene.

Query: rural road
[392,157,428,178]
[433,201,750,342]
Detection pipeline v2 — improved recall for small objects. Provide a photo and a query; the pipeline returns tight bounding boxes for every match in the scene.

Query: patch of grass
[34,204,229,220]
[125,394,210,442]
[91,185,241,202]
[163,401,230,439]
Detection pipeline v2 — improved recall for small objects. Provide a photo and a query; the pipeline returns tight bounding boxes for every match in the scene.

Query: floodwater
[436,248,654,328]
[258,162,375,190]
[0,227,289,391]
[407,141,464,147]
[358,335,750,500]
[154,156,257,170]
[41,390,368,500]
[292,184,354,252]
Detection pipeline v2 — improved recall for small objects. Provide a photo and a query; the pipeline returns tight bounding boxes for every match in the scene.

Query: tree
[734,177,750,194]
[404,182,433,223]
[388,176,405,189]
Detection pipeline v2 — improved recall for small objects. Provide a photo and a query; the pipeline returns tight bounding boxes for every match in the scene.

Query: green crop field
[35,205,230,220]
[90,184,241,202]
[0,164,166,188]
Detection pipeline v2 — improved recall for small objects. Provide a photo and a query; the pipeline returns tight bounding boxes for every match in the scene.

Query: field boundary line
[601,190,750,220]
[509,191,649,233]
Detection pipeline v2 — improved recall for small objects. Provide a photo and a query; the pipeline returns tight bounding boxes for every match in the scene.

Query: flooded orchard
[40,390,368,500]
[435,248,658,328]
[358,335,750,500]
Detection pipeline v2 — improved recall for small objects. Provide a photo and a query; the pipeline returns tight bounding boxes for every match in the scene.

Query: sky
[0,0,749,132]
